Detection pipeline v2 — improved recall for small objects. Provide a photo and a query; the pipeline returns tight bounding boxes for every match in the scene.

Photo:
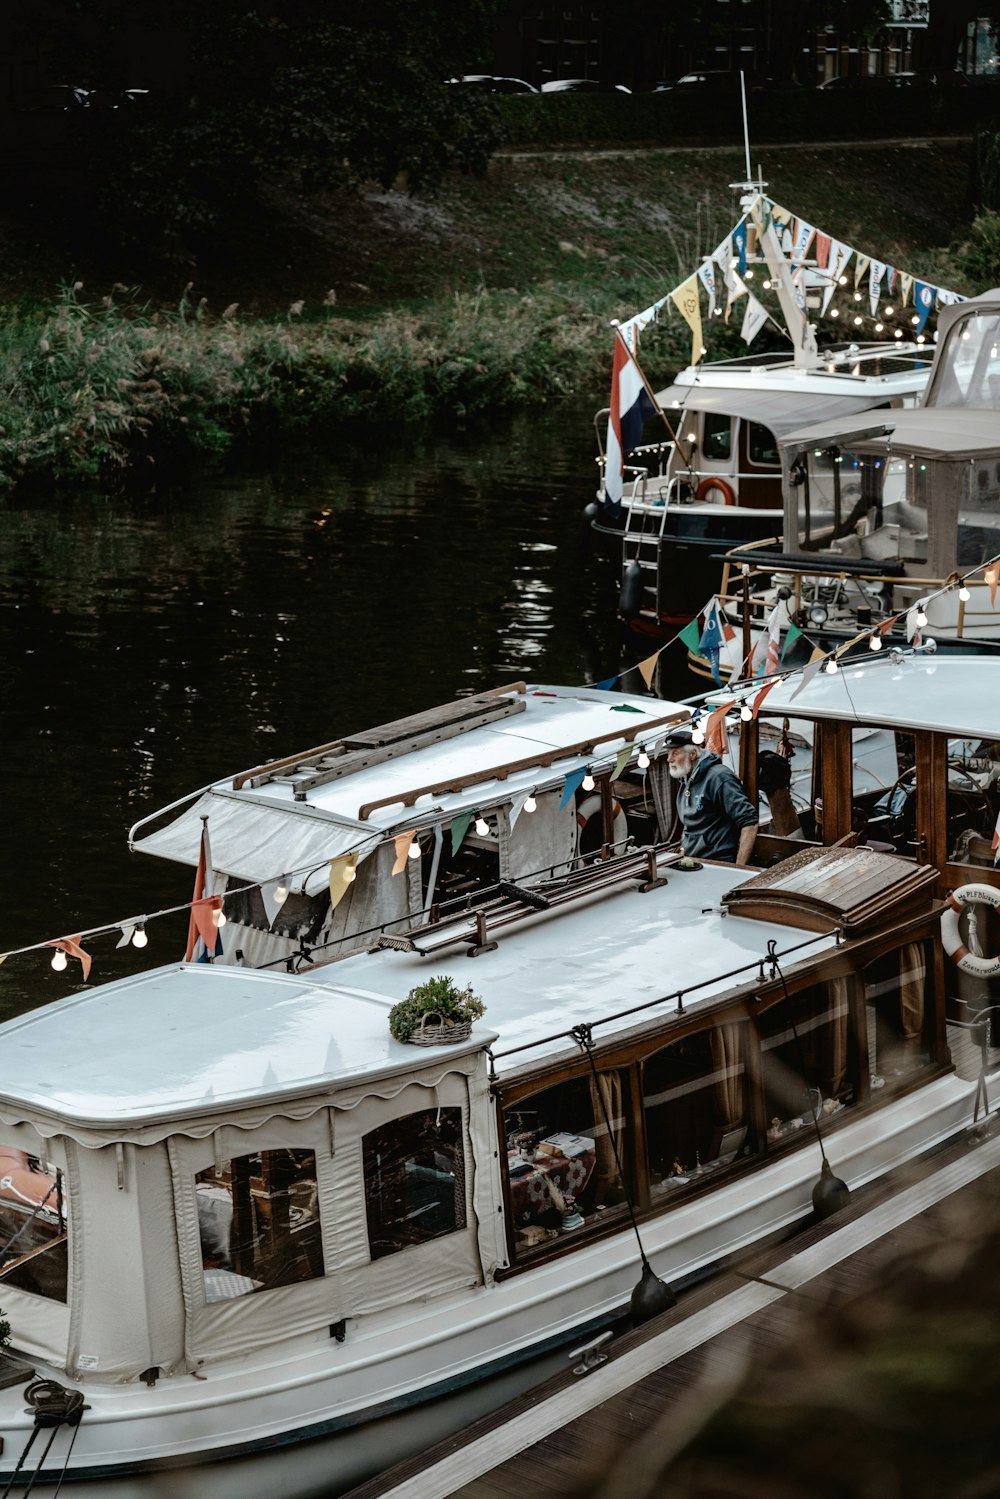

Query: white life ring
[576,794,627,855]
[940,883,1000,979]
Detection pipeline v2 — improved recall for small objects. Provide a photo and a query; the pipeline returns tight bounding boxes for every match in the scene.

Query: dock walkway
[346,1115,1000,1499]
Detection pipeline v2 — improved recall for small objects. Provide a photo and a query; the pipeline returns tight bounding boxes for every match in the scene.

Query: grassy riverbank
[0,138,991,489]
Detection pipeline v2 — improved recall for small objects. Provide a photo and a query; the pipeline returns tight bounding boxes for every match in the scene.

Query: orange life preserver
[576,794,626,854]
[695,476,736,507]
[941,884,1000,979]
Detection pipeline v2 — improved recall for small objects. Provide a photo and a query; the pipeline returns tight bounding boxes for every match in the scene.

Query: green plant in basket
[388,975,485,1043]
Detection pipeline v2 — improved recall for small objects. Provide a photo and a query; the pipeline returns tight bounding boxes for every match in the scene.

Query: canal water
[0,400,688,1015]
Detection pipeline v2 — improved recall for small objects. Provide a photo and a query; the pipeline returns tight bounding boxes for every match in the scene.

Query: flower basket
[409,1013,473,1047]
[388,975,485,1046]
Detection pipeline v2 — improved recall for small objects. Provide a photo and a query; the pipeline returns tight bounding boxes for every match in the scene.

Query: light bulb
[474,815,489,836]
[275,878,289,904]
[838,275,848,286]
[342,862,357,884]
[829,307,840,318]
[407,839,422,859]
[745,268,754,279]
[524,794,537,813]
[824,658,839,674]
[875,322,884,333]
[686,431,697,443]
[132,923,148,948]
[762,278,771,289]
[959,585,971,602]
[915,609,928,628]
[911,314,920,326]
[853,291,862,302]
[853,315,863,326]
[740,703,752,722]
[637,749,650,769]
[869,633,882,651]
[692,725,705,745]
[51,948,68,972]
[894,329,903,339]
[212,907,226,928]
[884,305,894,316]
[581,770,595,792]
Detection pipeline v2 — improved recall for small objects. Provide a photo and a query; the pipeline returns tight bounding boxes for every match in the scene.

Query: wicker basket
[407,1012,473,1047]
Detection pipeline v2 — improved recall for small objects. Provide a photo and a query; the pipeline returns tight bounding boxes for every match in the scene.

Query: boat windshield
[930,310,1000,410]
[792,446,928,564]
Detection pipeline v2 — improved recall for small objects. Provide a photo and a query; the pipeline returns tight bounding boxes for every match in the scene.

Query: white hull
[0,1068,985,1497]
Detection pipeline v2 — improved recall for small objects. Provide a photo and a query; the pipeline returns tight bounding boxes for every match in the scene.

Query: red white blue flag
[603,302,664,515]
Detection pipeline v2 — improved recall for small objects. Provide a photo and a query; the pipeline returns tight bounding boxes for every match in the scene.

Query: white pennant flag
[792,218,815,263]
[869,260,886,316]
[697,258,718,317]
[508,791,530,831]
[712,233,733,276]
[822,241,850,314]
[789,656,824,702]
[260,876,289,928]
[725,271,748,324]
[741,294,768,346]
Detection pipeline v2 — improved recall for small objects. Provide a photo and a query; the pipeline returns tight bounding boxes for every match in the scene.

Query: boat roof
[780,404,1000,461]
[130,684,688,884]
[655,380,908,439]
[748,654,1000,740]
[0,862,838,1142]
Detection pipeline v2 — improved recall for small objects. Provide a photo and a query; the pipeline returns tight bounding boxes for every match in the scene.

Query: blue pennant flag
[592,675,618,690]
[733,220,748,276]
[914,281,935,334]
[559,766,587,810]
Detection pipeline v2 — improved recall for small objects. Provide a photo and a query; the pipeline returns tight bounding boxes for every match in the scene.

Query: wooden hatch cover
[721,846,939,935]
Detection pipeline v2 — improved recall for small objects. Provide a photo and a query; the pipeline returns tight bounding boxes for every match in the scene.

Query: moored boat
[1,654,997,1496]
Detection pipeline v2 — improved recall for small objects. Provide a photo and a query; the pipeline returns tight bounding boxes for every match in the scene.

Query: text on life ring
[940,883,1000,979]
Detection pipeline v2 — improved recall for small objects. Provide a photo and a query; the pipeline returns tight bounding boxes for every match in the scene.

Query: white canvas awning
[655,383,891,437]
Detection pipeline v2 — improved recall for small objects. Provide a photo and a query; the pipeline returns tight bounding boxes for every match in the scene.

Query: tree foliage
[13,2,505,248]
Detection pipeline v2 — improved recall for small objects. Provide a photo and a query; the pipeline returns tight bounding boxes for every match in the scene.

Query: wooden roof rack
[721,846,938,935]
[232,683,527,795]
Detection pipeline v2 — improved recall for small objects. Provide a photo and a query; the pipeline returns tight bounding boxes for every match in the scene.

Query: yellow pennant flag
[854,254,870,290]
[670,274,703,365]
[329,853,359,910]
[613,744,632,781]
[900,273,913,307]
[808,646,826,664]
[638,651,660,690]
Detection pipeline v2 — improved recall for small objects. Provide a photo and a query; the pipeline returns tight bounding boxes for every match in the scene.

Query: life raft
[940,884,1000,979]
[694,476,736,507]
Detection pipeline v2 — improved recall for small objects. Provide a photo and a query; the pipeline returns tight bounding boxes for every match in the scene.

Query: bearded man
[663,727,758,866]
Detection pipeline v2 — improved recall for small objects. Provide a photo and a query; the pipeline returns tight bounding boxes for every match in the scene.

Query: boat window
[363,1108,466,1261]
[195,1149,322,1300]
[758,982,855,1144]
[431,824,501,908]
[849,726,901,850]
[642,1025,749,1198]
[957,461,1000,568]
[864,945,929,1084]
[747,422,779,467]
[222,881,332,943]
[701,412,732,462]
[930,310,1000,410]
[945,735,1000,875]
[0,1147,68,1302]
[503,1071,631,1258]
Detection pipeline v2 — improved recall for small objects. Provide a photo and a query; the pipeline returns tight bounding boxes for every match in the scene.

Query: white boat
[587,183,940,648]
[705,285,1000,677]
[1,655,997,1496]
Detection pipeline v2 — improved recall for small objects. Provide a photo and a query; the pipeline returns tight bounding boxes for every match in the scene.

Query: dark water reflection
[0,403,636,1014]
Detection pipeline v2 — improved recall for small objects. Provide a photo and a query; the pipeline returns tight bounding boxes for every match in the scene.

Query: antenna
[740,71,751,180]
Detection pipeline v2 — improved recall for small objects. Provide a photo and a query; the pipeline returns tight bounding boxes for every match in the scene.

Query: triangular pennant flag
[609,703,644,712]
[116,925,135,949]
[190,895,223,954]
[559,766,587,810]
[756,605,783,679]
[329,853,359,912]
[48,935,93,982]
[259,877,287,928]
[733,219,748,275]
[613,745,632,781]
[698,599,726,655]
[508,792,529,831]
[724,271,748,325]
[854,254,870,290]
[450,812,472,854]
[986,563,999,608]
[704,702,735,758]
[822,242,849,314]
[815,232,831,270]
[768,201,793,229]
[914,281,935,334]
[678,617,702,653]
[669,273,704,364]
[637,651,659,690]
[741,293,768,346]
[592,675,618,690]
[900,273,913,307]
[392,831,415,874]
[789,657,824,702]
[869,260,886,316]
[808,646,826,664]
[712,233,733,280]
[779,621,802,662]
[791,218,815,262]
[885,266,898,295]
[697,258,717,317]
[751,678,782,718]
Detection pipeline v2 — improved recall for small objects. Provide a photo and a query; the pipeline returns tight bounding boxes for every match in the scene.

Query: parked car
[448,75,538,93]
[654,70,770,91]
[540,79,631,92]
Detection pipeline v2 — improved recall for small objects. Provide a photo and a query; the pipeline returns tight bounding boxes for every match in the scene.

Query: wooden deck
[345,1115,1000,1499]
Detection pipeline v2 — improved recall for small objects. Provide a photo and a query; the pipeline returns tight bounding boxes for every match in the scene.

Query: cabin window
[860,731,917,859]
[0,1147,67,1302]
[747,422,779,467]
[957,462,1000,568]
[195,1149,323,1300]
[504,1071,631,1256]
[701,412,732,462]
[363,1108,466,1261]
[222,882,332,943]
[643,1025,749,1197]
[945,735,1000,873]
[864,945,929,1084]
[932,311,1000,410]
[759,982,855,1144]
